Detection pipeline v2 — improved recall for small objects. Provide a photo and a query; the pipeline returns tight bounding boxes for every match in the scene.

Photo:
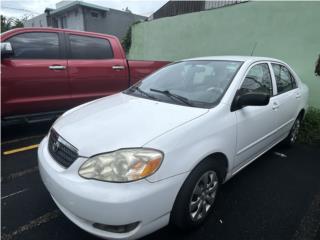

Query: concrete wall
[25,14,48,27]
[53,7,85,31]
[128,1,320,107]
[83,7,108,34]
[101,9,145,40]
[62,7,85,31]
[25,5,145,40]
[84,8,145,40]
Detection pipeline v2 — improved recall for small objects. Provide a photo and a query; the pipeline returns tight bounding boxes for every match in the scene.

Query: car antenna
[250,42,258,56]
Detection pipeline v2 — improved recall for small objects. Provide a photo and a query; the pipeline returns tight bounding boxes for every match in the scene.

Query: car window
[272,64,296,94]
[69,35,113,59]
[7,32,60,59]
[125,60,243,108]
[239,63,273,96]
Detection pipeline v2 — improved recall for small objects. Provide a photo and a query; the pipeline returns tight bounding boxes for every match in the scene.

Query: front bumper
[38,136,187,240]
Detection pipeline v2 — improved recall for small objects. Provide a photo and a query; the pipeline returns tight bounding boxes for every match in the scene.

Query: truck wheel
[171,159,221,230]
[283,116,301,146]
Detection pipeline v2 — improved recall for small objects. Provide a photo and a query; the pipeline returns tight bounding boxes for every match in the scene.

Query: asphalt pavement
[1,121,320,240]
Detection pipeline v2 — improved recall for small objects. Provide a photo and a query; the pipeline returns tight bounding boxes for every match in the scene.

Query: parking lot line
[1,209,60,240]
[1,135,45,145]
[3,144,39,155]
[1,166,39,183]
[1,188,29,200]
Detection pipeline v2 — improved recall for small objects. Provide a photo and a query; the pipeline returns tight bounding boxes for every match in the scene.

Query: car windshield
[124,60,243,108]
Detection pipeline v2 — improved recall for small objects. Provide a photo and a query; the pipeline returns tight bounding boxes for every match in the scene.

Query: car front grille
[48,129,78,168]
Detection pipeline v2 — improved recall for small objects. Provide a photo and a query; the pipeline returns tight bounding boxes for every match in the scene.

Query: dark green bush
[315,55,320,76]
[298,107,320,145]
[122,21,140,54]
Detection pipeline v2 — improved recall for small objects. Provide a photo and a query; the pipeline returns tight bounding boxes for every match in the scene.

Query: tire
[170,159,222,230]
[282,115,302,147]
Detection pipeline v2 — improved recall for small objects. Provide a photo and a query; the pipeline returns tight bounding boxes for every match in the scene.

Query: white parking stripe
[1,210,60,240]
[1,189,29,200]
[1,135,45,145]
[1,166,39,183]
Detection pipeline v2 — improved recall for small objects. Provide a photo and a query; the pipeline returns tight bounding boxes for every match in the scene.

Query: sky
[0,0,169,18]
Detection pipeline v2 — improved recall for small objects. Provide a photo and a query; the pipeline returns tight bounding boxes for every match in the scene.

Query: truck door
[1,31,71,117]
[66,33,129,107]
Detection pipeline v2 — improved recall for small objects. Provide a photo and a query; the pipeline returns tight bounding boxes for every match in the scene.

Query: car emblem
[52,140,60,152]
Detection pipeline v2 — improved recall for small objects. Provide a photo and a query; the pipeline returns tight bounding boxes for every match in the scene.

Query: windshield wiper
[150,88,193,106]
[130,86,157,100]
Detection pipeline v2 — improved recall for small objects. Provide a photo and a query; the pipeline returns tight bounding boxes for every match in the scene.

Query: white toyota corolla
[38,56,308,239]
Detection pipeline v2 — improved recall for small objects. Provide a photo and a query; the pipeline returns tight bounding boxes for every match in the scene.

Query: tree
[1,15,13,32]
[13,18,25,28]
[124,7,132,13]
[121,21,140,54]
[1,15,28,33]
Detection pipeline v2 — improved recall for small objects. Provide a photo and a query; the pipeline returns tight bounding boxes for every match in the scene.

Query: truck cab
[1,28,168,123]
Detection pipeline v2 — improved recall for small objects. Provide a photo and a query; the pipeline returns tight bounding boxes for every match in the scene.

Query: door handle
[112,65,125,70]
[272,102,279,110]
[295,93,302,99]
[49,65,66,70]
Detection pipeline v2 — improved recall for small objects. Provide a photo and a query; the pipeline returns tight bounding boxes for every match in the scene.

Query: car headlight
[78,148,163,182]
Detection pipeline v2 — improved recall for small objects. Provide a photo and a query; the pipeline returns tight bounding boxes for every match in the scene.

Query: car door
[234,62,279,169]
[66,34,129,107]
[1,31,70,117]
[270,63,300,136]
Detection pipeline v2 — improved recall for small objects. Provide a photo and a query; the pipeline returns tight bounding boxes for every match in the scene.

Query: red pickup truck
[1,28,169,123]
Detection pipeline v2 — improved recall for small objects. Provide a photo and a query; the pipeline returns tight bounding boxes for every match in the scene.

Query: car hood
[53,93,208,157]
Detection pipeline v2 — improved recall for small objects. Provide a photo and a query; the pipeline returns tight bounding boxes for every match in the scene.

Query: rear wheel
[171,159,222,230]
[283,116,301,146]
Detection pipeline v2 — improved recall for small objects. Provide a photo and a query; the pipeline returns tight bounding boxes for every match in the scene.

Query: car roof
[183,55,284,64]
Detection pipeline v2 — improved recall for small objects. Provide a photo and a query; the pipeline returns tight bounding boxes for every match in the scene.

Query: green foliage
[315,55,320,76]
[122,21,140,55]
[1,15,27,33]
[1,15,12,32]
[298,107,320,145]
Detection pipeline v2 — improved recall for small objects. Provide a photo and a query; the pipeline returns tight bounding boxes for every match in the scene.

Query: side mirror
[231,91,270,111]
[1,42,14,59]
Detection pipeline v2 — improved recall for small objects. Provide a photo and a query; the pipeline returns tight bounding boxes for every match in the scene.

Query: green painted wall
[128,1,320,107]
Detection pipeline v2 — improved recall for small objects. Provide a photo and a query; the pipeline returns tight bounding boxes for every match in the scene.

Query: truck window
[69,35,114,59]
[7,32,60,59]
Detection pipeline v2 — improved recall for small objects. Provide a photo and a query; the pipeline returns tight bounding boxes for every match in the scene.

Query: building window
[91,11,99,18]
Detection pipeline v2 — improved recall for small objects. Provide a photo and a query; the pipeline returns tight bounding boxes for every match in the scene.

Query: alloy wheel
[189,170,218,222]
[290,119,301,144]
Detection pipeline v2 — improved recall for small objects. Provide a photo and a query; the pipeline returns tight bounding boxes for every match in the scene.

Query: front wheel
[170,160,221,230]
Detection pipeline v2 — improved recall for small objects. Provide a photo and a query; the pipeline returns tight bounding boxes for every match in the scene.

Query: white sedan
[38,56,308,239]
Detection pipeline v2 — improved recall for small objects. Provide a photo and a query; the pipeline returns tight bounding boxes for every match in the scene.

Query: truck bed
[128,60,170,85]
